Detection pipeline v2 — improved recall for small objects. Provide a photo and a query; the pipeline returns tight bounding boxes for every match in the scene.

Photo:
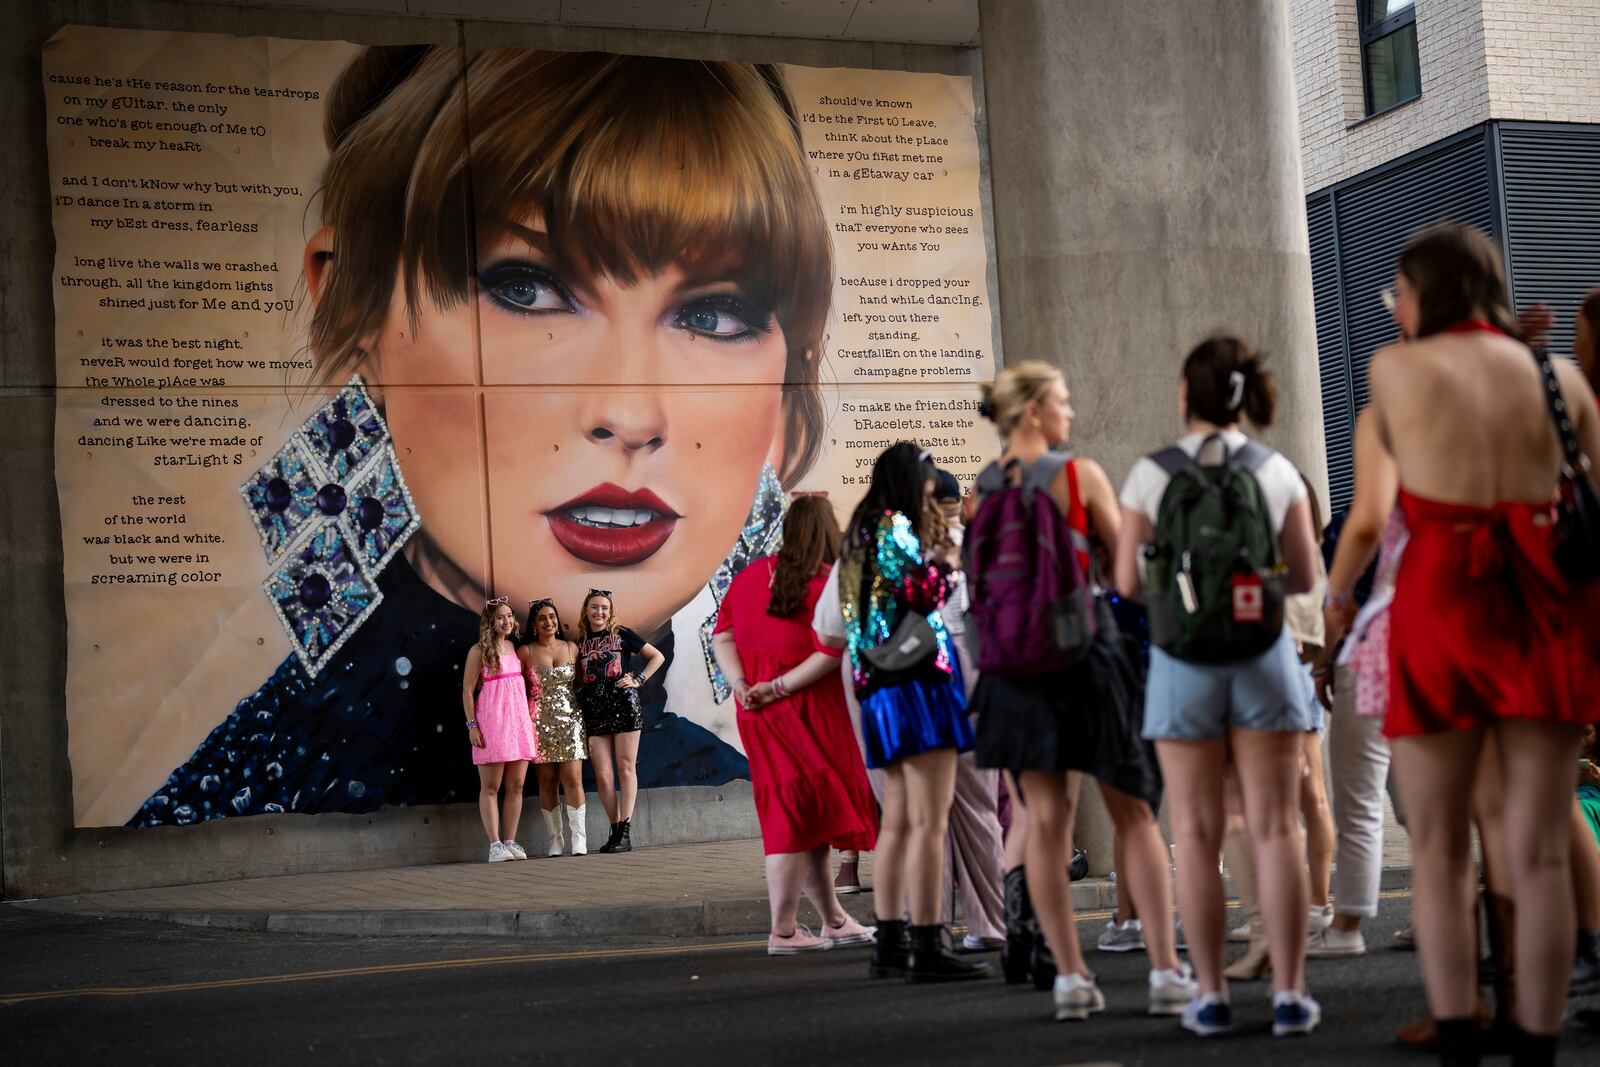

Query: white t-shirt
[1118,430,1307,536]
[812,561,846,645]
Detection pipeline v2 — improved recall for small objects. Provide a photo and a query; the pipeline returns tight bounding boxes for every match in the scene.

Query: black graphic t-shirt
[578,627,646,689]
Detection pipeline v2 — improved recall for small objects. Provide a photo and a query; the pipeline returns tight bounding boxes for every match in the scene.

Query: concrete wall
[0,0,994,899]
[1293,0,1491,193]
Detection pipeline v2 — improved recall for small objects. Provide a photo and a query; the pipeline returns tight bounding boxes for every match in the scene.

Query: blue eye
[478,262,575,315]
[674,295,772,342]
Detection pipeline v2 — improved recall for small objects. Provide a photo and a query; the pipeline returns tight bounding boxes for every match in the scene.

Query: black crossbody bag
[1532,347,1600,584]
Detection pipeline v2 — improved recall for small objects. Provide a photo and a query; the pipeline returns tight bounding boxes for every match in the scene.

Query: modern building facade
[1292,0,1600,509]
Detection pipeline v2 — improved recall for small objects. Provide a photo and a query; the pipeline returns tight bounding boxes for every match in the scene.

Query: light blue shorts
[1142,628,1317,742]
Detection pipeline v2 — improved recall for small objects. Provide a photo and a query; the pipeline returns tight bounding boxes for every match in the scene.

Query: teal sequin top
[838,510,954,697]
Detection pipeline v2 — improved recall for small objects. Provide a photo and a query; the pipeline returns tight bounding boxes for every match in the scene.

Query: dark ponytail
[1181,335,1277,429]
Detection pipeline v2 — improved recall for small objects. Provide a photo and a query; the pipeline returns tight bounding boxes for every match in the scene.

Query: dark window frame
[1358,0,1420,116]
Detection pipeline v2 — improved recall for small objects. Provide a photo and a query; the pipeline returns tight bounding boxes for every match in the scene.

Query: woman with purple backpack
[968,360,1187,1021]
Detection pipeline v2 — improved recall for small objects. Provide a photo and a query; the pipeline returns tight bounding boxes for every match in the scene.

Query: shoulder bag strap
[1531,347,1589,478]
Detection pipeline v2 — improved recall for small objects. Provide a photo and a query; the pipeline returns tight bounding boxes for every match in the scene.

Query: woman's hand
[618,672,641,690]
[1322,598,1355,653]
[1313,646,1338,711]
[747,681,776,708]
[467,725,486,748]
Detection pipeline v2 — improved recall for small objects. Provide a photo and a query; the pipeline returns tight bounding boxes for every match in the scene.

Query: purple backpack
[964,453,1097,676]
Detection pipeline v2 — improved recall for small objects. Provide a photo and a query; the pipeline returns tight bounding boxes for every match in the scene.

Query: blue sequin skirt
[858,662,973,769]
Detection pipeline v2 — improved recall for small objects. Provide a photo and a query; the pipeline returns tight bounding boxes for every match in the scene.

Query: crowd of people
[461,223,1600,1063]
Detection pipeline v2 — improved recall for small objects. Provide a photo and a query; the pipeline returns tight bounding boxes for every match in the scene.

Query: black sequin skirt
[579,683,644,737]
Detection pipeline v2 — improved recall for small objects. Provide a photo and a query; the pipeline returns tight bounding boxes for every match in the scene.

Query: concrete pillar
[978,0,1324,874]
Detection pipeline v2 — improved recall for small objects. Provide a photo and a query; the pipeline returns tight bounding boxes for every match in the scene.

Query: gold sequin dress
[532,664,585,764]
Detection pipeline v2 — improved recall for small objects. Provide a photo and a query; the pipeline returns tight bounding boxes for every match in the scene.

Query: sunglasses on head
[587,588,613,599]
[528,597,555,611]
[484,596,509,608]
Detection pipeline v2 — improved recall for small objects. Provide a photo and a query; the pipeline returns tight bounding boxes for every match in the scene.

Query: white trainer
[501,840,528,861]
[1305,926,1366,958]
[1149,963,1197,1016]
[1308,904,1334,932]
[487,841,512,863]
[1053,972,1106,1021]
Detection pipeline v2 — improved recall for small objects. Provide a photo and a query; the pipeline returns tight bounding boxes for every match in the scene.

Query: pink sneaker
[821,915,877,947]
[768,925,834,956]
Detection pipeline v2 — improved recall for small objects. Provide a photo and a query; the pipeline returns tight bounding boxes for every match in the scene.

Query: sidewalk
[11,832,1413,942]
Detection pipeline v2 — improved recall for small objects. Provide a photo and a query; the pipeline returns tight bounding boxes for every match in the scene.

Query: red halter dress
[1384,322,1600,738]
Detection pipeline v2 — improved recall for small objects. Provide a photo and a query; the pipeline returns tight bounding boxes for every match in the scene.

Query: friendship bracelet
[773,676,789,699]
[464,720,478,729]
[1323,587,1354,612]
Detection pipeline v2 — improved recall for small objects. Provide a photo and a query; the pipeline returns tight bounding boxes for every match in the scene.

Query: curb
[13,867,1414,940]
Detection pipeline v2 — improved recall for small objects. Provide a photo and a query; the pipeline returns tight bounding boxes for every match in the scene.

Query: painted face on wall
[350,222,788,637]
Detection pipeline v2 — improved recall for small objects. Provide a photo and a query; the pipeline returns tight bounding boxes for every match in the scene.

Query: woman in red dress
[713,495,880,955]
[1368,224,1600,1066]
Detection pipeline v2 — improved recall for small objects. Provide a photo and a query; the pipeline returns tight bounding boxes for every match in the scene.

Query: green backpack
[1141,434,1286,663]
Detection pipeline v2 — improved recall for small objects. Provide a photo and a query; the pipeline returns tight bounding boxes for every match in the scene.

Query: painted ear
[304,226,334,304]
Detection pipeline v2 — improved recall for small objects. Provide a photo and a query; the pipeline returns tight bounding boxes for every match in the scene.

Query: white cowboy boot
[542,806,564,858]
[567,804,588,856]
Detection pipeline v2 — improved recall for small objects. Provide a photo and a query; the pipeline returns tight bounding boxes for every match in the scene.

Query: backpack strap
[973,460,1013,501]
[1022,450,1072,495]
[1063,459,1094,576]
[1230,439,1274,473]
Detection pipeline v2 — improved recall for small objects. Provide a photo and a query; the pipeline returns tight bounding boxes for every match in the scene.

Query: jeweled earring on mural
[241,375,421,678]
[699,462,786,702]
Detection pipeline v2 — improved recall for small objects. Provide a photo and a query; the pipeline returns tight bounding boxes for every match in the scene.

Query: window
[1360,0,1421,116]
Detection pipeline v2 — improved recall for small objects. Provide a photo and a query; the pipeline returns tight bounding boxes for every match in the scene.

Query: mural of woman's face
[354,217,789,634]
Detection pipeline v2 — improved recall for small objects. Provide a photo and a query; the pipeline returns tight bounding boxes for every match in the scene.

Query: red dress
[1385,489,1600,737]
[714,559,878,855]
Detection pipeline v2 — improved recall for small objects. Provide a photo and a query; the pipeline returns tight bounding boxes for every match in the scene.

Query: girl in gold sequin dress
[519,599,588,856]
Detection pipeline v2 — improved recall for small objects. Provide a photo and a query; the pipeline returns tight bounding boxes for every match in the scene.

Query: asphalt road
[3,892,1598,1065]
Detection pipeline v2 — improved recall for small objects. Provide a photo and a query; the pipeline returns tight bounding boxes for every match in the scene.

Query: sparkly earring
[698,462,785,702]
[242,374,420,678]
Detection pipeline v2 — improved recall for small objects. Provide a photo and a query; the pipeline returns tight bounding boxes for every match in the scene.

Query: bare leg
[499,760,528,841]
[1232,728,1310,997]
[588,735,618,823]
[901,748,960,924]
[1300,731,1335,910]
[613,730,641,821]
[1494,720,1584,1034]
[765,851,809,936]
[874,765,909,921]
[559,759,585,809]
[1112,827,1135,923]
[1391,728,1486,1022]
[476,763,505,845]
[802,844,849,926]
[534,763,560,813]
[1002,771,1027,871]
[1019,770,1090,978]
[1101,782,1178,972]
[1155,739,1229,995]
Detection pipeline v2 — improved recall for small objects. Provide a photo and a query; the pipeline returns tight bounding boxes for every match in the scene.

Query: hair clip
[485,595,509,607]
[587,588,613,598]
[918,449,934,464]
[1226,370,1246,411]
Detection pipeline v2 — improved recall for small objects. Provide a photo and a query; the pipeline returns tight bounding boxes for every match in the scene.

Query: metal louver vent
[1499,122,1600,361]
[1308,194,1355,512]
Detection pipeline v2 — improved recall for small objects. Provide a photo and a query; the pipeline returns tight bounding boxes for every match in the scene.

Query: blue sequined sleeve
[874,512,949,614]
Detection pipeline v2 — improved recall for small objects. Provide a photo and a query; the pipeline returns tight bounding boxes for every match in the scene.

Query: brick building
[1291,0,1600,508]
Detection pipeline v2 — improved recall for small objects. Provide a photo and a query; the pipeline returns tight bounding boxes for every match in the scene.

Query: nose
[580,321,668,454]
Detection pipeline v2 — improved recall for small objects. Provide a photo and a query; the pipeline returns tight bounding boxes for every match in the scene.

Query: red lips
[544,483,681,567]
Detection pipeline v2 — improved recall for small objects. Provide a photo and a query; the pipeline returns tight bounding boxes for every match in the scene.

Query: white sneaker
[962,934,1003,951]
[1096,918,1145,953]
[487,841,512,863]
[1308,904,1334,932]
[1229,919,1253,943]
[1148,963,1197,1016]
[501,840,527,861]
[1052,972,1106,1021]
[1305,926,1366,958]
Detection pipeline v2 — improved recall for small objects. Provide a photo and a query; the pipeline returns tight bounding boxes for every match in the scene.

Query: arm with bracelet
[460,642,485,748]
[753,651,847,706]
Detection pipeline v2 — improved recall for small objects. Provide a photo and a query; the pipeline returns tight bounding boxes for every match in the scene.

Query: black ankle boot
[870,918,908,978]
[1001,867,1033,985]
[1435,1018,1484,1067]
[1572,929,1600,995]
[1510,1028,1557,1067]
[1030,932,1057,991]
[597,822,621,853]
[907,924,992,983]
[609,818,632,853]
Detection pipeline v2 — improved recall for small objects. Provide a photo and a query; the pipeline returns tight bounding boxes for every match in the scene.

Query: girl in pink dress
[461,597,538,862]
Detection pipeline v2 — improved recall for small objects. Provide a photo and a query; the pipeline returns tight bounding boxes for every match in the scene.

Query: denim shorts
[1142,627,1317,741]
